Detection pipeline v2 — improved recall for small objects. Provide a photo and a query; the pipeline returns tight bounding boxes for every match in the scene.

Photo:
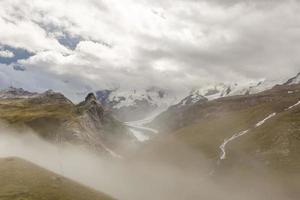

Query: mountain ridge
[0,88,134,157]
[94,72,300,122]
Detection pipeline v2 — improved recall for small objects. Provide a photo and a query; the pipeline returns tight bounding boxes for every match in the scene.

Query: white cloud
[152,59,181,72]
[0,50,14,58]
[0,16,69,53]
[0,0,299,96]
[75,41,134,69]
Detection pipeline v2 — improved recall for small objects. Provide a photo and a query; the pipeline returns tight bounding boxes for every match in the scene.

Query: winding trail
[219,99,300,160]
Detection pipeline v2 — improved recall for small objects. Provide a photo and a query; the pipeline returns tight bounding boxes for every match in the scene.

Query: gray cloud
[0,0,299,98]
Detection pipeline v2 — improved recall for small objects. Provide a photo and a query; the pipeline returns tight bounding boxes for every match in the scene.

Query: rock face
[78,93,105,123]
[0,89,134,156]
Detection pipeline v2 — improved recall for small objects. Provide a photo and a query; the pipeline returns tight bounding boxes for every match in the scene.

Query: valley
[1,0,300,199]
[0,74,300,200]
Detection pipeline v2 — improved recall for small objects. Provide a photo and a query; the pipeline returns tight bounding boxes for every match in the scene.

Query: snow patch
[285,101,300,110]
[255,113,276,127]
[107,88,184,110]
[126,121,158,142]
[219,130,249,160]
[102,145,122,159]
[125,111,161,142]
[129,128,150,142]
[219,112,277,160]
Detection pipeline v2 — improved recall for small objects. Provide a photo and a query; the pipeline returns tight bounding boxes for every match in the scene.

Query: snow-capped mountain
[95,87,185,121]
[191,80,276,100]
[169,79,275,109]
[284,72,300,85]
[95,81,269,121]
[173,78,288,108]
[95,72,300,122]
[173,90,208,108]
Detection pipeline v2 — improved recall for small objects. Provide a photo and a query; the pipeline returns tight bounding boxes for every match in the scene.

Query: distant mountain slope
[0,157,115,200]
[172,90,208,108]
[150,73,300,128]
[94,73,300,122]
[284,72,300,85]
[149,83,300,169]
[139,83,300,198]
[0,87,38,99]
[171,79,281,109]
[95,87,183,121]
[0,88,134,157]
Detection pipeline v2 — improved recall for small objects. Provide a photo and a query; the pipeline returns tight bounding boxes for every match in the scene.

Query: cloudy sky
[0,0,299,99]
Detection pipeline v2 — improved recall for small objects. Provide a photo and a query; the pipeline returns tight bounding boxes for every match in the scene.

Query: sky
[0,0,299,100]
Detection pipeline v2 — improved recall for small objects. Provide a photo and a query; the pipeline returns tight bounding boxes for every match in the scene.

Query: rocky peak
[77,93,104,121]
[173,91,208,108]
[85,93,97,103]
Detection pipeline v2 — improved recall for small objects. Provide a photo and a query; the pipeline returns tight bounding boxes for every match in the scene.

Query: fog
[0,125,293,200]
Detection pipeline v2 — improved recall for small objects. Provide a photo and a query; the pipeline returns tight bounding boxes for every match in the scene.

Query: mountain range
[95,87,183,121]
[95,73,300,122]
[140,75,300,198]
[0,72,300,199]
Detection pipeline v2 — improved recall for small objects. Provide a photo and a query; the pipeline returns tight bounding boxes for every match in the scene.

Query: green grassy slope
[0,157,115,200]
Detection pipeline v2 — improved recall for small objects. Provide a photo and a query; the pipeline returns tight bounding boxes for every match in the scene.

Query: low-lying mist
[0,125,293,200]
